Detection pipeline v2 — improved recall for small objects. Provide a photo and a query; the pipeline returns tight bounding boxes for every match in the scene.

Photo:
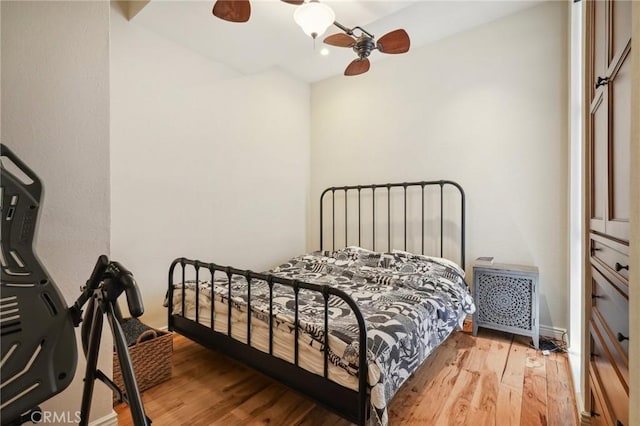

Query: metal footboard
[167,258,369,425]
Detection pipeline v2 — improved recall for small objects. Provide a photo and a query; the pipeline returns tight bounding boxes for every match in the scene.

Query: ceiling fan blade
[344,58,370,76]
[281,0,305,4]
[324,33,356,48]
[377,29,410,54]
[212,0,251,23]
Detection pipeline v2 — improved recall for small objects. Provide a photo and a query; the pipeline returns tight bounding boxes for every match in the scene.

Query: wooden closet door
[605,0,631,242]
[588,0,631,242]
[585,1,631,423]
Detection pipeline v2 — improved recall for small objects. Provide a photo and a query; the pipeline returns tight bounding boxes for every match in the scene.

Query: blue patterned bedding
[172,247,475,425]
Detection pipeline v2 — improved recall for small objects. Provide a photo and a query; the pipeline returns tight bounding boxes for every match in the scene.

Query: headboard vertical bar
[357,188,361,247]
[320,191,324,251]
[403,185,407,251]
[460,184,466,267]
[372,187,376,251]
[387,186,391,252]
[344,189,348,248]
[440,182,444,258]
[332,190,336,252]
[421,184,425,255]
[181,263,186,316]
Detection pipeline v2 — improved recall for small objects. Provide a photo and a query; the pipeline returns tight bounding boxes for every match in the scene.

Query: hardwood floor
[115,329,578,425]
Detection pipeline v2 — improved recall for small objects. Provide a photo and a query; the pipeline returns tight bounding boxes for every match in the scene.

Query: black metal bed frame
[167,180,465,425]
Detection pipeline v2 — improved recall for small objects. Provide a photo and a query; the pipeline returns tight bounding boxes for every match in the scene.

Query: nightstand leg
[533,335,539,350]
[472,313,478,336]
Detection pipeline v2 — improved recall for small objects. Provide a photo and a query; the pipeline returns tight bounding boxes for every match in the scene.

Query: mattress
[170,247,475,425]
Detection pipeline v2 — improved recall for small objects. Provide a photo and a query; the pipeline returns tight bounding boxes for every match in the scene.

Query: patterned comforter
[171,247,475,425]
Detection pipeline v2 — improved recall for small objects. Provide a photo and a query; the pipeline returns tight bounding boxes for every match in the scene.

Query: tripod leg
[106,302,149,425]
[79,297,103,426]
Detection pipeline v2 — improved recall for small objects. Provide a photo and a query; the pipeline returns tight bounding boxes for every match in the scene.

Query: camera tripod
[71,255,151,426]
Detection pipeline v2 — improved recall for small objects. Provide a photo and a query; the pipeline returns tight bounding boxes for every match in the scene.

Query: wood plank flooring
[115,329,578,425]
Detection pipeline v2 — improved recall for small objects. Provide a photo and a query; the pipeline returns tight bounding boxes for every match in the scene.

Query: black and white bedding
[170,247,475,425]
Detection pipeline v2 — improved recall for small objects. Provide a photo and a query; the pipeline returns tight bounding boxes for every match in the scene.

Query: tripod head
[71,257,144,326]
[103,262,144,319]
[76,258,145,357]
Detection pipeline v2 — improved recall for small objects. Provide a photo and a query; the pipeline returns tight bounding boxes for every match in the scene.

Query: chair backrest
[1,144,77,425]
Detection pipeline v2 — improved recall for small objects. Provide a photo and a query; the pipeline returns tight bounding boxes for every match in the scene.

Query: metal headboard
[319,180,465,266]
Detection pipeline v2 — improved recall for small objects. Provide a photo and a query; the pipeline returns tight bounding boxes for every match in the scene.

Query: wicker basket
[113,328,173,403]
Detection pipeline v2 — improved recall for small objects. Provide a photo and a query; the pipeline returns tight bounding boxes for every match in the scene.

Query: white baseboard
[539,324,568,344]
[89,411,117,426]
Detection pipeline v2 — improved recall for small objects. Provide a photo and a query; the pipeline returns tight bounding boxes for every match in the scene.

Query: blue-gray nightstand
[472,262,539,349]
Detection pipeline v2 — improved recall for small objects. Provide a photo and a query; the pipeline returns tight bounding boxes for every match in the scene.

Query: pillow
[332,246,382,267]
[391,249,465,278]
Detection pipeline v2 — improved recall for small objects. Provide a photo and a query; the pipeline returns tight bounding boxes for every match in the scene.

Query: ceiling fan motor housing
[354,36,375,59]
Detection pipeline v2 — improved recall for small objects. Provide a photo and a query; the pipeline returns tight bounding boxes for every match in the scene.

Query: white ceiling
[132,0,542,82]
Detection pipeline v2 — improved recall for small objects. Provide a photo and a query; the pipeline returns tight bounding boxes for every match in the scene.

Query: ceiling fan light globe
[294,1,335,39]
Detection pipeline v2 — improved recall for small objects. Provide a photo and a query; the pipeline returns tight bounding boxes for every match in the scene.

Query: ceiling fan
[211,0,410,76]
[324,23,410,76]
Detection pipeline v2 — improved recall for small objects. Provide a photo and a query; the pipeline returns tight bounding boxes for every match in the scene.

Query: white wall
[1,1,114,424]
[110,3,310,329]
[311,2,569,331]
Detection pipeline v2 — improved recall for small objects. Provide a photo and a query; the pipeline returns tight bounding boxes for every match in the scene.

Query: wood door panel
[607,49,631,241]
[590,92,607,232]
[610,0,632,64]
[593,0,607,93]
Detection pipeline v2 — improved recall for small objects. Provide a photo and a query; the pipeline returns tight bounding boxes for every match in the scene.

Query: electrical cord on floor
[531,331,568,353]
